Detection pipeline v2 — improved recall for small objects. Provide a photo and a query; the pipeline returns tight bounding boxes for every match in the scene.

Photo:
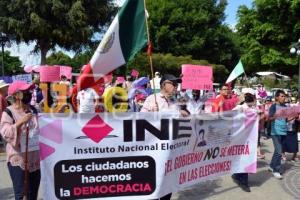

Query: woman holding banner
[0,81,40,200]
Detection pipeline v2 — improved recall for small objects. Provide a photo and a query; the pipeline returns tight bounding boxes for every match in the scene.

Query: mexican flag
[77,0,148,90]
[225,59,245,83]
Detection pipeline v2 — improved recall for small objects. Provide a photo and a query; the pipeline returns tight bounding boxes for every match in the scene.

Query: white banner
[39,111,258,200]
[12,74,32,83]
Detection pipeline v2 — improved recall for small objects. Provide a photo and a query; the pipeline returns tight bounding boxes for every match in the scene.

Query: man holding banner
[141,74,188,200]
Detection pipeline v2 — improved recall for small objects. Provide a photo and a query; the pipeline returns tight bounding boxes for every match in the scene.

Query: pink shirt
[0,106,40,172]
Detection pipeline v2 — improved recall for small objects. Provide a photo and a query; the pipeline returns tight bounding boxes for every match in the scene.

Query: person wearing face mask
[1,81,40,200]
[231,89,259,193]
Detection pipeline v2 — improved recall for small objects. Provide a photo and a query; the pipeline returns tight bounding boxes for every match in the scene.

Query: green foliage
[2,51,22,75]
[236,0,300,76]
[0,0,117,64]
[146,0,241,69]
[46,50,93,72]
[127,53,229,83]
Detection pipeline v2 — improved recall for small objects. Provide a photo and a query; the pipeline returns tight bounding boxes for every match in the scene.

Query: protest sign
[40,66,61,82]
[131,69,139,78]
[12,74,32,83]
[59,66,72,79]
[274,105,300,119]
[181,65,213,90]
[39,111,258,199]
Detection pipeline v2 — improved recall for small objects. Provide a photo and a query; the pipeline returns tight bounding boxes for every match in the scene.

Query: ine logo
[78,115,115,143]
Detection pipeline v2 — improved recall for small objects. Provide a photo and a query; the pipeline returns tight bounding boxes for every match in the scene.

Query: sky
[5,0,253,68]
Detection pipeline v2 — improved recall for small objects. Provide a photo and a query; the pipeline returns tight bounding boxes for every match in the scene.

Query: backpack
[4,105,38,123]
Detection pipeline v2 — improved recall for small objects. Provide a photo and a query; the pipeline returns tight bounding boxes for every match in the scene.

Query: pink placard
[275,105,300,118]
[181,64,213,90]
[116,76,125,83]
[131,69,139,77]
[40,66,61,82]
[59,66,72,79]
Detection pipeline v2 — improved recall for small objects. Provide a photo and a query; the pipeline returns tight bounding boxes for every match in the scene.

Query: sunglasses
[164,81,178,87]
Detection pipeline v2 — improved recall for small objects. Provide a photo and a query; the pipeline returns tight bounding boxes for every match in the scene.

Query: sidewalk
[0,138,299,200]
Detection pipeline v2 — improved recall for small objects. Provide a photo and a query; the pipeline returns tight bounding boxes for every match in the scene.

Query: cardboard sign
[59,66,72,79]
[40,66,61,82]
[131,69,139,77]
[181,64,213,90]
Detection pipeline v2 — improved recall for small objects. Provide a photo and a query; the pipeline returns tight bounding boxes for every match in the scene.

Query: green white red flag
[77,0,148,90]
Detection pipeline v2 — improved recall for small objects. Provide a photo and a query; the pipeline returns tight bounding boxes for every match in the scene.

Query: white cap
[241,88,255,95]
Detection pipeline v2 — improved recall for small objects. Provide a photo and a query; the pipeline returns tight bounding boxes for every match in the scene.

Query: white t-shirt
[76,88,100,113]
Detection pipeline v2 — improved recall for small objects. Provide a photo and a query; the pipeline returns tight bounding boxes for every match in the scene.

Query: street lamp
[0,33,9,77]
[290,38,300,98]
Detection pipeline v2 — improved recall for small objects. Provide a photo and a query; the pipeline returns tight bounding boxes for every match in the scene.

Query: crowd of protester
[0,71,299,199]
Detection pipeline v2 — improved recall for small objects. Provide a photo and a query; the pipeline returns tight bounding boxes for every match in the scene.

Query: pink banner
[40,66,61,82]
[131,69,139,77]
[181,64,213,90]
[275,105,300,118]
[59,66,72,79]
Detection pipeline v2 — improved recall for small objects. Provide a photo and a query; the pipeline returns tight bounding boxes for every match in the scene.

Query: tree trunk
[39,40,50,65]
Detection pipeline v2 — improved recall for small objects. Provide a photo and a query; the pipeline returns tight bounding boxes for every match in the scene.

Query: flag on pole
[225,60,245,83]
[77,0,148,90]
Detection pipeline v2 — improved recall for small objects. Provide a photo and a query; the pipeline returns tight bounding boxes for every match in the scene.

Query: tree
[145,0,240,68]
[236,0,300,76]
[0,0,116,64]
[46,50,93,72]
[2,51,22,75]
[127,53,229,83]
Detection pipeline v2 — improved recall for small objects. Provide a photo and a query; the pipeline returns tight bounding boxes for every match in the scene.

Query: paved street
[1,138,300,200]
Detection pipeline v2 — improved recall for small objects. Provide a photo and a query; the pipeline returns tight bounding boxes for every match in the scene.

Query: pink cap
[8,81,34,96]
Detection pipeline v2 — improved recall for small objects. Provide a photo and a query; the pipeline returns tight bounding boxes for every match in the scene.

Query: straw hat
[0,80,9,89]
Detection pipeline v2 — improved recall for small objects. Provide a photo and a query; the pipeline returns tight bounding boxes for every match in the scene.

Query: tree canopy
[146,0,241,69]
[236,0,300,75]
[0,0,116,64]
[2,51,22,75]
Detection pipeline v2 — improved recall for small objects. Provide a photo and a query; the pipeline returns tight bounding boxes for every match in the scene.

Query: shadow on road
[175,179,238,200]
[0,187,14,199]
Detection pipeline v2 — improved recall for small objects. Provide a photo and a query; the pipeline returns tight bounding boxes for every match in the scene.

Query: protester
[268,90,287,179]
[282,99,299,163]
[30,78,43,112]
[187,89,205,114]
[212,84,231,112]
[231,88,261,192]
[150,71,161,93]
[59,75,70,86]
[76,87,100,113]
[125,75,133,91]
[0,81,40,200]
[141,74,189,200]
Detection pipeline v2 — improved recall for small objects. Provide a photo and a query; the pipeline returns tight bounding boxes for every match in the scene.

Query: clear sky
[225,0,253,26]
[6,0,253,67]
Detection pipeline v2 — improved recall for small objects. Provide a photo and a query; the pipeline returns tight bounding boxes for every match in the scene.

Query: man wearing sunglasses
[141,74,189,200]
[141,74,189,117]
[212,84,230,112]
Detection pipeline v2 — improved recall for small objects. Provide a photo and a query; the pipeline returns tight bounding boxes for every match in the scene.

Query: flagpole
[144,0,158,109]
